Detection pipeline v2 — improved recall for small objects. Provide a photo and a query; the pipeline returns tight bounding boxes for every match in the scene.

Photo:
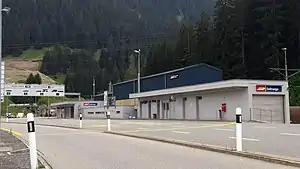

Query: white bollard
[27,113,37,169]
[236,107,242,152]
[6,114,8,122]
[79,113,82,129]
[107,111,111,132]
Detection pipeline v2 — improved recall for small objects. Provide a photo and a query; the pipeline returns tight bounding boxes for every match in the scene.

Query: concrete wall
[139,88,249,121]
[79,106,135,119]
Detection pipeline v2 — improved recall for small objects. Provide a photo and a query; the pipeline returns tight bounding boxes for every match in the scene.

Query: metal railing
[250,108,283,123]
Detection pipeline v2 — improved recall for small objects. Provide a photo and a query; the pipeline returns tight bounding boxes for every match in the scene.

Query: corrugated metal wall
[113,64,223,100]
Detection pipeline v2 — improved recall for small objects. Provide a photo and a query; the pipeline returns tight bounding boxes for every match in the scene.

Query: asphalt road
[2,118,300,161]
[1,123,297,169]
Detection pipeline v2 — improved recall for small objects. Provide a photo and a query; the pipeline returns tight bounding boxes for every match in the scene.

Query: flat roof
[50,101,103,107]
[129,79,286,98]
[113,63,222,86]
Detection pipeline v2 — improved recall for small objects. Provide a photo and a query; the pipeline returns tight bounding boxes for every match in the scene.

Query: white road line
[213,128,234,132]
[280,133,300,136]
[254,126,276,129]
[137,128,149,130]
[172,131,190,134]
[229,137,259,142]
[172,126,186,128]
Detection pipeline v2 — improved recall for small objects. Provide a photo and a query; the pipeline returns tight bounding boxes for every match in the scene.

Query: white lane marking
[172,125,186,128]
[213,128,234,132]
[280,133,300,136]
[137,128,149,130]
[229,137,259,142]
[172,131,190,134]
[254,126,276,129]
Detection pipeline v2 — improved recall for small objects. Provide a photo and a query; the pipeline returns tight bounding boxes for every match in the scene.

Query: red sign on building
[256,85,266,92]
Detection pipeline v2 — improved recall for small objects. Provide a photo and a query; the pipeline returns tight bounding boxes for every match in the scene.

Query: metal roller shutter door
[252,95,284,123]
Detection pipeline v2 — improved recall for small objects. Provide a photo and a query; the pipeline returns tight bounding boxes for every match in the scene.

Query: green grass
[1,98,31,116]
[50,74,66,84]
[4,48,50,61]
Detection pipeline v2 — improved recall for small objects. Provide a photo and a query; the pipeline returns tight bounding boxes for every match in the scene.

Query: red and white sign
[256,85,266,92]
[221,103,226,113]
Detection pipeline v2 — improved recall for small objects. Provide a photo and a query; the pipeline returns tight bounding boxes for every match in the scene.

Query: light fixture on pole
[134,49,141,93]
[0,4,11,126]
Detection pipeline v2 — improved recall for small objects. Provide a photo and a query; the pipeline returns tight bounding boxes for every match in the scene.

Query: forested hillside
[3,0,300,105]
[2,0,214,54]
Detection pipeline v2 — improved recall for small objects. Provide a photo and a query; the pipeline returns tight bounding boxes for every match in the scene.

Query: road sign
[1,61,5,102]
[104,91,108,107]
[4,84,65,97]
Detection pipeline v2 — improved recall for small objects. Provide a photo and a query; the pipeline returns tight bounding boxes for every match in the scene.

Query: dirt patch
[5,60,40,71]
[4,59,56,84]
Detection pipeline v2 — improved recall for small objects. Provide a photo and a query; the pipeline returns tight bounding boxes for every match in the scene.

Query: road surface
[1,123,297,169]
[2,118,300,161]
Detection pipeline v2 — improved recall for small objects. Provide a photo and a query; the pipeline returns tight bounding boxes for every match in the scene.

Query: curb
[16,135,53,169]
[104,131,300,168]
[2,122,79,130]
[0,129,53,169]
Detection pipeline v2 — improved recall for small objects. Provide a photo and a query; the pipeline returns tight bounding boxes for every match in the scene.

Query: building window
[95,112,104,114]
[116,111,120,114]
[88,112,94,114]
[40,93,44,96]
[183,97,187,101]
[197,96,202,100]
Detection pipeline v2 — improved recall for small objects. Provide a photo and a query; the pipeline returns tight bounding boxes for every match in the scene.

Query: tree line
[37,0,299,105]
[2,0,213,56]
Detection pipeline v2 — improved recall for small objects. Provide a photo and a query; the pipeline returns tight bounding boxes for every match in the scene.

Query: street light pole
[92,76,95,100]
[282,47,290,124]
[283,48,288,82]
[0,0,3,121]
[134,49,141,93]
[0,2,10,122]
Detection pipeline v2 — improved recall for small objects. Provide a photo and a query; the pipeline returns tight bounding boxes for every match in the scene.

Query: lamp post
[134,49,141,93]
[0,3,10,124]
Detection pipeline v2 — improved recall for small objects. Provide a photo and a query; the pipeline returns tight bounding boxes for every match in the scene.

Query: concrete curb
[104,131,300,168]
[16,135,53,169]
[0,129,53,169]
[2,122,79,130]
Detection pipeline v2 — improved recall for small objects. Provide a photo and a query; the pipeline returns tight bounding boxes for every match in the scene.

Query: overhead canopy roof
[129,79,286,99]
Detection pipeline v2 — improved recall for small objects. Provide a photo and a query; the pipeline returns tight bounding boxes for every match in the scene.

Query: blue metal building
[113,63,223,100]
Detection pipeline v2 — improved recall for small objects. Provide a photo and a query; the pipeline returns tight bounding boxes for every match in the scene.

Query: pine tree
[26,73,35,84]
[34,73,42,84]
[213,0,247,79]
[174,25,195,68]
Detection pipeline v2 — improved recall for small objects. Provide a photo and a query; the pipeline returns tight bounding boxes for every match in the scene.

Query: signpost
[236,107,242,152]
[1,61,4,102]
[4,83,65,97]
[103,91,108,108]
[27,113,37,169]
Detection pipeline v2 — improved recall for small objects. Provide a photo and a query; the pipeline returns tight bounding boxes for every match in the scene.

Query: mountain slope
[3,0,215,54]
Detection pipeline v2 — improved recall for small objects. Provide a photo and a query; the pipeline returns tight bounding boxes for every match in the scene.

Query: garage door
[252,95,284,123]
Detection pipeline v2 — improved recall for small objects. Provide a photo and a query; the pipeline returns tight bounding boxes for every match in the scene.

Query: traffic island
[104,131,300,168]
[0,129,49,169]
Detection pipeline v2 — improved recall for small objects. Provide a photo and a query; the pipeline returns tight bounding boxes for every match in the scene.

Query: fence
[290,106,300,124]
[250,108,283,123]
